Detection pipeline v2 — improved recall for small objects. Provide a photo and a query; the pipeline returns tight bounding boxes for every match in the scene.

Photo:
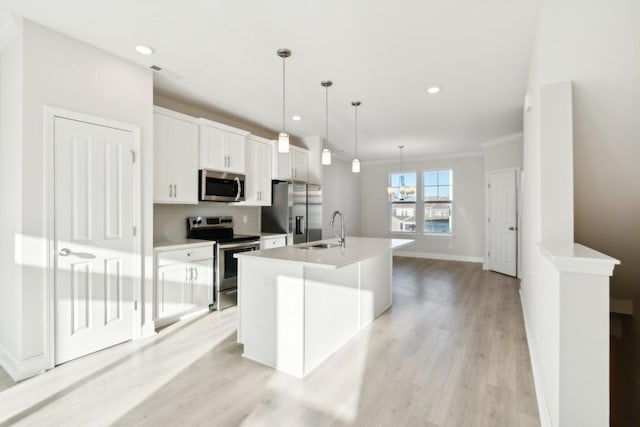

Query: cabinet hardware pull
[174,185,177,198]
[169,184,172,197]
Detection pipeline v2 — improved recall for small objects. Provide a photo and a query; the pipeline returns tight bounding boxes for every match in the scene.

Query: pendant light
[321,80,332,165]
[277,48,291,153]
[351,101,361,173]
[387,145,415,200]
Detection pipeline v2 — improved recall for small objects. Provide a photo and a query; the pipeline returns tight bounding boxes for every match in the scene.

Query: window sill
[388,232,454,240]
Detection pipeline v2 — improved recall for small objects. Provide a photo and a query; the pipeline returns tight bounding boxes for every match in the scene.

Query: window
[423,170,452,234]
[388,172,416,233]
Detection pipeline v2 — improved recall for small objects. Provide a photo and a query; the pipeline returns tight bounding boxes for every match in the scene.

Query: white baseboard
[0,343,48,382]
[394,251,484,264]
[519,287,552,427]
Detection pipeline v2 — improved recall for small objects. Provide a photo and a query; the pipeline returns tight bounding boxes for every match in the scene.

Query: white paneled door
[488,169,518,277]
[54,117,135,364]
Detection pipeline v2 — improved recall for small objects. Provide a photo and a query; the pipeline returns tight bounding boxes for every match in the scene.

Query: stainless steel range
[186,216,260,310]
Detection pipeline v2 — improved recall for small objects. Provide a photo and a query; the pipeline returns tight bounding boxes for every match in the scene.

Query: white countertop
[235,237,414,270]
[153,238,214,251]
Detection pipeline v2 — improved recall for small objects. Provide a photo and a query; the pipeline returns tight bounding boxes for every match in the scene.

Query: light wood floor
[0,257,540,426]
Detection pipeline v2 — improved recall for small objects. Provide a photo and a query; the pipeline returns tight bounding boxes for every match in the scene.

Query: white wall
[0,20,23,365]
[360,154,485,261]
[520,0,640,424]
[321,157,361,239]
[0,19,153,380]
[483,135,523,172]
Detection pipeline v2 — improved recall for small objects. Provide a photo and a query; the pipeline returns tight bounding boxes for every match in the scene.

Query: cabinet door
[257,141,273,205]
[292,148,308,182]
[273,150,292,181]
[225,132,246,173]
[154,111,199,204]
[199,125,226,171]
[243,139,259,204]
[191,259,214,308]
[157,263,189,319]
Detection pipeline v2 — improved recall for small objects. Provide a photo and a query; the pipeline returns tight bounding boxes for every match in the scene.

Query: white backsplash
[154,203,261,242]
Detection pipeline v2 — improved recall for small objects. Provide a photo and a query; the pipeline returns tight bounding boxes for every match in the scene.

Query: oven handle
[234,177,241,202]
[218,241,261,250]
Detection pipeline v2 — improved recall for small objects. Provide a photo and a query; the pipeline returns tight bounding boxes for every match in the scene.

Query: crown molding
[481,132,523,148]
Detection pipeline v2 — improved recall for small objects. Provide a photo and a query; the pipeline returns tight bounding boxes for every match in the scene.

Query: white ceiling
[1,0,541,161]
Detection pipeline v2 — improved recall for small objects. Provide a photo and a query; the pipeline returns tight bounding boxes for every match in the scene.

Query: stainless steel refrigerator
[261,180,323,244]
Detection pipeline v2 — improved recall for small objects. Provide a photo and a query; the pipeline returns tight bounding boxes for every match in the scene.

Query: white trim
[0,342,48,381]
[538,242,620,276]
[153,105,200,125]
[198,116,250,136]
[393,251,483,264]
[481,132,523,148]
[44,106,143,369]
[610,298,633,315]
[519,287,552,427]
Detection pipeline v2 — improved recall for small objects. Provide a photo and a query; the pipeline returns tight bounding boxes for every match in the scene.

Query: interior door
[54,116,135,364]
[488,169,518,276]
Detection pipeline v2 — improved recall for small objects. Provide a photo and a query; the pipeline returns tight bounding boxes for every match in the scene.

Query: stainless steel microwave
[199,169,245,202]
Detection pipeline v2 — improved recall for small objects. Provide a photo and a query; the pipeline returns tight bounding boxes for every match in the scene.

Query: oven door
[200,169,245,202]
[218,241,260,291]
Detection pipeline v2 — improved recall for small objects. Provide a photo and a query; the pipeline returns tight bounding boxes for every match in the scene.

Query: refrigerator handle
[295,216,305,235]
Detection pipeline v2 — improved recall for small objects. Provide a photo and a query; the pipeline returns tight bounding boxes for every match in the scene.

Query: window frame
[422,168,453,236]
[388,170,417,234]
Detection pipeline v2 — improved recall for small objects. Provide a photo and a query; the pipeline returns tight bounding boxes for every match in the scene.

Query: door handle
[509,227,516,231]
[234,177,241,201]
[58,248,96,259]
[295,216,304,235]
[193,267,198,281]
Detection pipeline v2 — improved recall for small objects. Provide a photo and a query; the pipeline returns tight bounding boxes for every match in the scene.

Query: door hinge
[131,150,136,163]
[488,217,490,223]
[134,300,138,310]
[488,183,490,189]
[488,251,490,257]
[133,226,137,236]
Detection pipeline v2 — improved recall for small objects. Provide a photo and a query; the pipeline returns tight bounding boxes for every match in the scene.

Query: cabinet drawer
[156,245,214,266]
[261,236,286,250]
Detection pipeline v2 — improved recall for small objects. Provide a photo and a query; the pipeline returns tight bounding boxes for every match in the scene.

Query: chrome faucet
[329,210,346,248]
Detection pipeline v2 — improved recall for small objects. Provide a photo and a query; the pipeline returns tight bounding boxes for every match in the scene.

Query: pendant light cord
[282,56,286,133]
[325,86,329,149]
[354,104,358,158]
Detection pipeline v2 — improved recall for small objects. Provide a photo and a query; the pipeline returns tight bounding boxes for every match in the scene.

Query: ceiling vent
[149,65,182,80]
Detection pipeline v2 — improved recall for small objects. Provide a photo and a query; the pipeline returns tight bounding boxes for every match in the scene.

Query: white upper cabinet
[243,135,274,206]
[273,145,309,182]
[153,106,199,204]
[199,118,249,174]
[292,147,308,182]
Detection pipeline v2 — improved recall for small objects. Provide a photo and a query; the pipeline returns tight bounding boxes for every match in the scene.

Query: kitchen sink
[299,243,341,250]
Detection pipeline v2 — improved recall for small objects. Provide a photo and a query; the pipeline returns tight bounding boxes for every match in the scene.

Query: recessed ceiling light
[135,45,154,55]
[292,115,303,121]
[427,86,441,94]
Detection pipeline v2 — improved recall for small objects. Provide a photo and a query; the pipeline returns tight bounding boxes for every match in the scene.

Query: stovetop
[186,216,260,244]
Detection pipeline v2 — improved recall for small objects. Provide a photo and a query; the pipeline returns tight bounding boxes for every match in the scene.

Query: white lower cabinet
[154,243,214,326]
[260,235,287,250]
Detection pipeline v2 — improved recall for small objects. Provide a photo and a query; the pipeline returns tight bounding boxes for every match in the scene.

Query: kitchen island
[235,237,413,377]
